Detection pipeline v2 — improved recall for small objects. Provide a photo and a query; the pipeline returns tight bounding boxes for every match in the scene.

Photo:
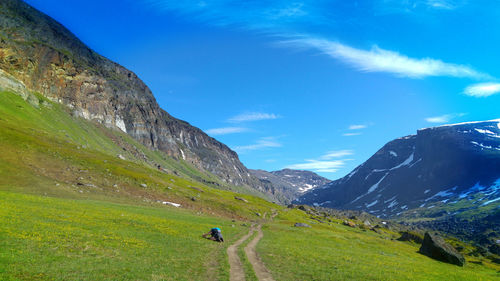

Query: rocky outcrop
[0,68,39,107]
[0,0,268,191]
[419,232,465,266]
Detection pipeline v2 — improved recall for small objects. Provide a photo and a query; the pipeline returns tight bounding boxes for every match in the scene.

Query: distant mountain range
[296,120,500,219]
[250,169,330,203]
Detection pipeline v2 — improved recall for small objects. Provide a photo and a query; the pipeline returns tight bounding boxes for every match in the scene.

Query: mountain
[250,169,331,203]
[296,120,500,219]
[0,0,270,194]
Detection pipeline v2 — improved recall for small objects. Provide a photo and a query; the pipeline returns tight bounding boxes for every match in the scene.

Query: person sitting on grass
[202,227,224,242]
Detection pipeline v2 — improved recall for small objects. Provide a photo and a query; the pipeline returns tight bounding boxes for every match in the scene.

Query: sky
[25,0,500,180]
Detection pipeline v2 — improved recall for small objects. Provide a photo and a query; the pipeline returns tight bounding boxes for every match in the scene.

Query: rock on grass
[419,232,465,266]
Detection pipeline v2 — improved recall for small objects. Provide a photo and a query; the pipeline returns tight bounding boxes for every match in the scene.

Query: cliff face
[0,0,257,187]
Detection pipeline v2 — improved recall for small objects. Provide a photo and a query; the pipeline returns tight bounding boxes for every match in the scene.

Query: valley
[1,0,500,280]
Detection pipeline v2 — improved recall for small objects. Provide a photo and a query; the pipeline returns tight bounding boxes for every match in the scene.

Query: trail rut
[244,224,275,281]
[227,211,277,281]
[227,225,256,281]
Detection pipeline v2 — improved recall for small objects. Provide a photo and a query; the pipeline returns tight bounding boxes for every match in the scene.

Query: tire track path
[244,224,275,281]
[228,212,277,281]
[227,224,256,281]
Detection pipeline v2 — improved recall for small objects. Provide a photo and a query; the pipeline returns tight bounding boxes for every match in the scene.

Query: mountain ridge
[250,168,331,203]
[0,0,272,194]
[297,119,500,218]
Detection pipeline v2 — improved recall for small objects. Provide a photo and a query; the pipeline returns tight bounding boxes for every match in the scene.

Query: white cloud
[348,124,367,130]
[426,0,458,10]
[342,132,362,137]
[286,160,346,173]
[282,38,488,79]
[205,127,248,135]
[233,137,281,153]
[464,83,500,98]
[228,112,280,123]
[286,150,354,173]
[425,113,466,123]
[320,150,353,160]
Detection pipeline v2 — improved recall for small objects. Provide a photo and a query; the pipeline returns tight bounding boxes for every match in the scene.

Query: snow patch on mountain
[388,200,398,208]
[475,128,496,135]
[425,188,456,201]
[366,200,378,208]
[391,153,414,170]
[482,197,500,206]
[299,183,314,193]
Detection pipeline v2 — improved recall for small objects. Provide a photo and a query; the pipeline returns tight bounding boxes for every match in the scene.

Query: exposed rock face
[296,120,500,217]
[250,169,331,203]
[419,232,465,266]
[0,0,264,189]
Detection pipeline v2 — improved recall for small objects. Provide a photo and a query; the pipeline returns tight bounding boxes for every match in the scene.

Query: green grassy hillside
[0,191,245,280]
[1,89,499,280]
[258,209,500,280]
[0,90,271,216]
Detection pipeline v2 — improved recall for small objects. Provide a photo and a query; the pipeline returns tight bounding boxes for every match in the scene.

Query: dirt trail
[228,212,277,281]
[244,224,275,281]
[227,225,256,281]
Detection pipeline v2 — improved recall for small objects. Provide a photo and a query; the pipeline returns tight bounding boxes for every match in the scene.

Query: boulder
[419,232,465,266]
[294,223,311,228]
[234,196,248,203]
[343,221,356,228]
[298,205,308,211]
[397,231,424,244]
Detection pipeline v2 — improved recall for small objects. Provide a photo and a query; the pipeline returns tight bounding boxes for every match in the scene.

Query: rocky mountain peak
[296,119,500,216]
[250,168,331,203]
[0,0,263,190]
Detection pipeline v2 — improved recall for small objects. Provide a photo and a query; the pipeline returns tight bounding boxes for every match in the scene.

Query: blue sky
[26,0,500,179]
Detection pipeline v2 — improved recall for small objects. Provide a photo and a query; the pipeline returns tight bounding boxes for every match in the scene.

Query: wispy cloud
[205,127,248,135]
[286,160,347,173]
[286,150,354,173]
[140,0,323,29]
[425,113,466,123]
[142,1,489,81]
[464,83,500,98]
[228,112,281,123]
[282,38,489,79]
[341,124,368,136]
[378,0,465,13]
[233,137,281,153]
[426,0,459,10]
[320,150,354,160]
[343,132,362,137]
[348,124,367,130]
